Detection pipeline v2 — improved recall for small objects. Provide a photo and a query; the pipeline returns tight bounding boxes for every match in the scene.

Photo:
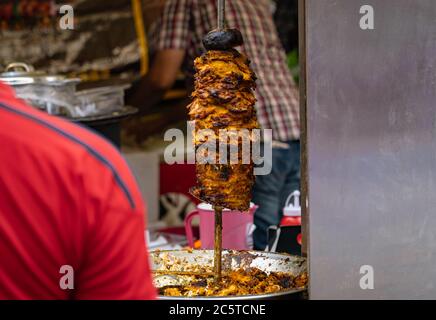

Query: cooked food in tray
[159,268,307,297]
[151,250,308,298]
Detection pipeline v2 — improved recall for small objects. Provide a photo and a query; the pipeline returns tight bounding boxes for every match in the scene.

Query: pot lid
[0,62,80,86]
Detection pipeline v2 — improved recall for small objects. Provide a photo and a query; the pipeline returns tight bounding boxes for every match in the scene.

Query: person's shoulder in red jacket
[0,83,156,300]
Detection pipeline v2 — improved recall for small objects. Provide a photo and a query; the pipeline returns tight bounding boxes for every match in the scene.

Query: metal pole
[217,0,225,29]
[213,206,223,282]
[213,1,225,284]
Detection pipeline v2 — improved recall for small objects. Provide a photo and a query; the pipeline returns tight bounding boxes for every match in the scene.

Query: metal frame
[301,0,436,299]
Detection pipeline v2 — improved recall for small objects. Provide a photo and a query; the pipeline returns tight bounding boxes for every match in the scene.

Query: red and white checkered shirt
[150,0,300,141]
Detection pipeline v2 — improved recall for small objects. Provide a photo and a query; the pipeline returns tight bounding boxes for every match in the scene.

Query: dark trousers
[252,140,300,250]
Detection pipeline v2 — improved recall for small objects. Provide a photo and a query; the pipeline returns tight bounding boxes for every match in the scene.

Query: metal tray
[151,249,307,300]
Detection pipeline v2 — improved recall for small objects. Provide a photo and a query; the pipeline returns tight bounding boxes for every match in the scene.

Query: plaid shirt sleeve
[152,0,192,51]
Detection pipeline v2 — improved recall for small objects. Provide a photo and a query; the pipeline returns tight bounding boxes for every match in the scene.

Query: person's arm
[127,0,191,112]
[127,49,185,113]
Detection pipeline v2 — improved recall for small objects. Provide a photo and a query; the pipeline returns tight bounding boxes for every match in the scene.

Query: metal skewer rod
[217,0,226,30]
[213,205,223,283]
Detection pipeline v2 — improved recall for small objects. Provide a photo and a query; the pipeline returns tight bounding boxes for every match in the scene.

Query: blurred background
[0,0,298,235]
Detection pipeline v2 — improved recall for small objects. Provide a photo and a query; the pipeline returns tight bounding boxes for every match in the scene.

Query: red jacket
[0,83,156,299]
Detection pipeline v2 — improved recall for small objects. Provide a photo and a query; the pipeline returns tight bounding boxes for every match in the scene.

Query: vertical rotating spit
[213,0,225,283]
[195,0,249,283]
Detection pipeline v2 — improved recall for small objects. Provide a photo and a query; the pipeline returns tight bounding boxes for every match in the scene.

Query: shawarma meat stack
[188,30,259,212]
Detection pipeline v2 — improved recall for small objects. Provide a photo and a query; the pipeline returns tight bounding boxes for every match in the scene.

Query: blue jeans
[252,140,300,250]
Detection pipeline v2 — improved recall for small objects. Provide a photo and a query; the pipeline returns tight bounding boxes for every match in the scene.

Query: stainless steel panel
[305,0,436,299]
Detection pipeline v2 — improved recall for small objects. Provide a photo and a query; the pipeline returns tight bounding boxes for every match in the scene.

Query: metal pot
[0,62,80,86]
[151,249,308,300]
[0,62,80,116]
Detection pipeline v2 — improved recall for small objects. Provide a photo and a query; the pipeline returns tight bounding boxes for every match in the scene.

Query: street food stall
[1,0,436,302]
